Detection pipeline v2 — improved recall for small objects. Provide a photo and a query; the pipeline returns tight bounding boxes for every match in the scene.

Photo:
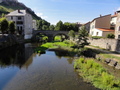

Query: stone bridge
[32,30,69,41]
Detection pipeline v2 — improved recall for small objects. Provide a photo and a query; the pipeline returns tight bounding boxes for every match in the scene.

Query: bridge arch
[32,30,69,42]
[53,33,69,41]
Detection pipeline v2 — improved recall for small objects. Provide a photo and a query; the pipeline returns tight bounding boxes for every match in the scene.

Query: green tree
[106,33,115,39]
[0,18,9,34]
[37,20,42,30]
[77,26,89,48]
[8,21,15,34]
[49,25,55,30]
[55,20,64,31]
[68,30,75,40]
[42,25,49,30]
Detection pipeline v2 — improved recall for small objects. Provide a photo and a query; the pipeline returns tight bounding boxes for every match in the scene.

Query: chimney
[18,9,20,13]
[114,12,117,15]
[100,14,102,17]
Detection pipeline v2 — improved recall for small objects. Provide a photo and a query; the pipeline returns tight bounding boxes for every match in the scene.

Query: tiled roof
[111,14,117,17]
[96,28,115,32]
[6,10,26,16]
[91,14,111,23]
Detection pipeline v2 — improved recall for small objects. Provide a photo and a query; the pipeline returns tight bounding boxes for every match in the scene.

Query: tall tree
[8,21,15,34]
[77,26,89,48]
[68,30,75,40]
[49,25,55,30]
[55,20,64,31]
[0,18,9,34]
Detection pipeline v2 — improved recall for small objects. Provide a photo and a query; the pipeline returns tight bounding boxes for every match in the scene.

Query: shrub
[92,36,102,39]
[106,33,115,39]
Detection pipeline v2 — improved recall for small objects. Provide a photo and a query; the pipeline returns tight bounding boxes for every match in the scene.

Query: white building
[32,20,37,30]
[90,14,115,37]
[6,10,33,39]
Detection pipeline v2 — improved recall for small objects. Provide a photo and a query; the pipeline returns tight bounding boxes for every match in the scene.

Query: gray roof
[6,10,26,16]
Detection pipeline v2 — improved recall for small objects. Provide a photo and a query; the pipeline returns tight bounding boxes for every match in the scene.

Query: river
[0,43,99,90]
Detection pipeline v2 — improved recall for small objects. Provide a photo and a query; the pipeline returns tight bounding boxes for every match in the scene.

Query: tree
[42,25,49,30]
[49,25,55,30]
[77,26,89,48]
[106,33,115,39]
[0,18,9,34]
[55,20,64,31]
[8,21,16,34]
[68,30,75,40]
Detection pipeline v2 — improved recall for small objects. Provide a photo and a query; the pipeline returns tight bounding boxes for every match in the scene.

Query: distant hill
[0,0,41,20]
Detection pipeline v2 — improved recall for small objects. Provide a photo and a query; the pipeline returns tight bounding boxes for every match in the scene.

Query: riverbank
[74,57,120,90]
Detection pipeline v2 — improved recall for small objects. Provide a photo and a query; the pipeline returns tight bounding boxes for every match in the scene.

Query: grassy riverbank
[34,40,80,56]
[74,57,120,90]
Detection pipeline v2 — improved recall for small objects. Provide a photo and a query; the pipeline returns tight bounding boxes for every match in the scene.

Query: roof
[96,28,115,32]
[91,14,111,23]
[111,14,117,18]
[6,10,26,16]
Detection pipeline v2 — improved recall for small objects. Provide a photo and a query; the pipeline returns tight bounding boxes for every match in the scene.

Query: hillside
[0,1,41,20]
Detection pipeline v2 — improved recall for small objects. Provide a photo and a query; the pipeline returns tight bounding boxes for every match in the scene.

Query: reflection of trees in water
[54,50,74,64]
[0,44,34,69]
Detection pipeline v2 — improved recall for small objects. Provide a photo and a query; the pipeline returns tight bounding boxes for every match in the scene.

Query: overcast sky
[18,0,120,25]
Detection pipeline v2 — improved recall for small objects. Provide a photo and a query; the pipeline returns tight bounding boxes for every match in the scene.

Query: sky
[18,0,120,25]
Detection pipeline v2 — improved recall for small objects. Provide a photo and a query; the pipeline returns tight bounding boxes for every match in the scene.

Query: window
[96,32,99,36]
[118,26,120,31]
[16,21,23,24]
[18,17,22,20]
[11,16,13,20]
[118,35,120,39]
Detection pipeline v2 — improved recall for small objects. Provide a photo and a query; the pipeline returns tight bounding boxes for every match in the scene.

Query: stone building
[6,10,33,39]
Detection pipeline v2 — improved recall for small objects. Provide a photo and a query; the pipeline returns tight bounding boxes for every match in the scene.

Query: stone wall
[88,38,120,52]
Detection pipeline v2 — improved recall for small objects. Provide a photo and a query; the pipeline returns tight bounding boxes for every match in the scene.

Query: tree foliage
[77,26,89,48]
[68,30,75,38]
[106,33,115,39]
[49,25,55,30]
[37,19,50,30]
[55,20,64,31]
[0,18,8,34]
[8,21,15,34]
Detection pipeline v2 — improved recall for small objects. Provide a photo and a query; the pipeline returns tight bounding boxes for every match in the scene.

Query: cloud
[36,12,48,19]
[117,7,120,11]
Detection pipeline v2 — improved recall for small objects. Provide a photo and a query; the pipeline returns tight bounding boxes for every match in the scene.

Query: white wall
[91,28,103,36]
[24,13,33,39]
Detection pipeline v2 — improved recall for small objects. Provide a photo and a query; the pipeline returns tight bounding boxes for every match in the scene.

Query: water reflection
[0,43,34,69]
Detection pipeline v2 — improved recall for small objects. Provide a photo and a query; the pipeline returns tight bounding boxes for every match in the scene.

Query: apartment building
[6,10,33,39]
[90,14,114,37]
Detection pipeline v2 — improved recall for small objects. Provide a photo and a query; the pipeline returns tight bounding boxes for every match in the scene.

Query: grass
[34,40,78,55]
[99,53,120,61]
[74,57,120,90]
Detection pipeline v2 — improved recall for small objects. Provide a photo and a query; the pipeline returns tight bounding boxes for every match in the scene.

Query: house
[89,14,115,37]
[110,12,117,30]
[82,21,90,33]
[32,20,37,30]
[6,10,33,39]
[115,10,120,39]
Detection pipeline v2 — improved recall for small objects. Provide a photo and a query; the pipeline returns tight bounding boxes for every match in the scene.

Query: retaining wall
[88,38,120,53]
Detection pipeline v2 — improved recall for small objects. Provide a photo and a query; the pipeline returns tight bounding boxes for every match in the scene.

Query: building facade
[115,11,120,39]
[89,14,114,37]
[6,10,33,39]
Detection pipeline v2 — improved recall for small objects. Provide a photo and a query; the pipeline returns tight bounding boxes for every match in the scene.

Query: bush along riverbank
[34,40,84,56]
[74,57,120,90]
